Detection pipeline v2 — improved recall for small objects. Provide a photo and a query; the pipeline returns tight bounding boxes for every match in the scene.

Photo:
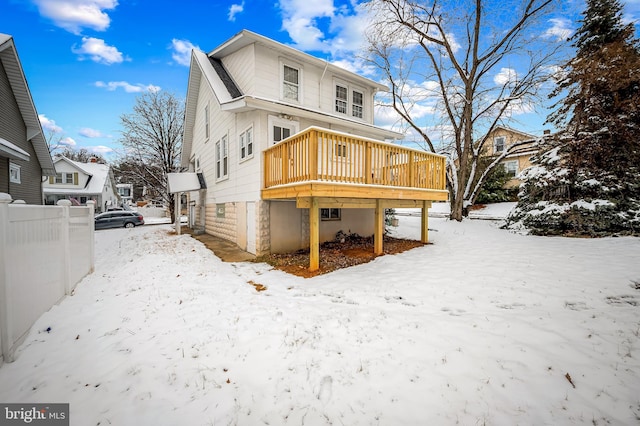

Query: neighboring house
[483,126,541,188]
[116,183,134,205]
[0,33,56,203]
[181,30,448,270]
[43,157,119,213]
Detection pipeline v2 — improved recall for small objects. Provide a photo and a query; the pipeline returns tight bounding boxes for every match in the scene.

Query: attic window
[283,65,299,101]
[494,136,506,153]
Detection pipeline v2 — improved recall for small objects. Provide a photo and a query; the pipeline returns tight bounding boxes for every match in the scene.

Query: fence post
[57,200,72,295]
[0,193,13,363]
[86,201,95,274]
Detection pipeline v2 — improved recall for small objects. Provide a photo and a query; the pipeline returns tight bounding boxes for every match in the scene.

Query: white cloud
[545,18,573,41]
[72,37,125,64]
[39,114,63,133]
[170,39,199,66]
[60,137,76,147]
[32,0,117,34]
[228,2,244,21]
[278,0,335,51]
[95,81,161,93]
[79,127,104,138]
[88,145,113,154]
[494,67,518,86]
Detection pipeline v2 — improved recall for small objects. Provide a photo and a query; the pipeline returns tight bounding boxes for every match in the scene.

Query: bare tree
[365,0,564,220]
[57,147,107,164]
[119,91,184,221]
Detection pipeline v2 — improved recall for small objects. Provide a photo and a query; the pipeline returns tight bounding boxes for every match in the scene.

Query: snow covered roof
[44,157,113,195]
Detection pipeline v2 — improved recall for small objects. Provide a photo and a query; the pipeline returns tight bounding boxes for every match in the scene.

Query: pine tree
[550,0,640,174]
[506,0,640,236]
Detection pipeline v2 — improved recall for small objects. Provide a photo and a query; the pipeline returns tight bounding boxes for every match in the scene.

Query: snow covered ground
[1,216,639,425]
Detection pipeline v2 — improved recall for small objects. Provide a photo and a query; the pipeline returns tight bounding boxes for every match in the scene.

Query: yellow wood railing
[263,127,446,191]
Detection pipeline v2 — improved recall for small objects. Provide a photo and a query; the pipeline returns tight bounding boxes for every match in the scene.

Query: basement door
[247,202,256,254]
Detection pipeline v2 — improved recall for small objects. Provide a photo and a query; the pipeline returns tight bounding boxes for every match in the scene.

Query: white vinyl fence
[0,193,95,364]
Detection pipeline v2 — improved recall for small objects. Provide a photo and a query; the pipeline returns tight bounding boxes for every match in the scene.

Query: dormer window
[283,65,300,101]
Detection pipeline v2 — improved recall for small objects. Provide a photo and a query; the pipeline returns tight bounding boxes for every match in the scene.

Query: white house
[116,183,134,205]
[181,30,448,270]
[43,157,119,213]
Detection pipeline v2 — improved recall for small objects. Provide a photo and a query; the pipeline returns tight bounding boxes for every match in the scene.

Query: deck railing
[264,127,447,191]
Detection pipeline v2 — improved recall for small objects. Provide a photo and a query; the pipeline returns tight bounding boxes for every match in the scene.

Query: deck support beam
[374,199,384,255]
[309,197,319,271]
[421,201,431,243]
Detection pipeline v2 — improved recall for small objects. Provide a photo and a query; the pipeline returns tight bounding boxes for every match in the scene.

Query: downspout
[319,59,329,109]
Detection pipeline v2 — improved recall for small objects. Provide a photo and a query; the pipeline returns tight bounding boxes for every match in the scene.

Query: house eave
[0,137,30,161]
[221,96,404,141]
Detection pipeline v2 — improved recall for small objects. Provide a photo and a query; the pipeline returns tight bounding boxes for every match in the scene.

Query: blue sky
[1,0,639,159]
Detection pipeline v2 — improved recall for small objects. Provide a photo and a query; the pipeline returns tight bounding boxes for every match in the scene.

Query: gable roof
[210,30,389,93]
[0,33,55,176]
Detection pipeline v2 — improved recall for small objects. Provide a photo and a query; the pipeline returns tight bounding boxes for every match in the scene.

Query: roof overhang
[0,137,30,161]
[221,95,404,141]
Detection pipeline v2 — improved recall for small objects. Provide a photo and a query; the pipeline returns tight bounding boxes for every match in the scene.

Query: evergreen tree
[506,0,640,236]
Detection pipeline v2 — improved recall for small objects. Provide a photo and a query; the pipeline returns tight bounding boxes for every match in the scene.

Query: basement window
[321,208,341,221]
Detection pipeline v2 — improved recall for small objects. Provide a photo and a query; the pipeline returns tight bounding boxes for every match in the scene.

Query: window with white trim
[215,135,229,180]
[239,127,253,161]
[334,81,366,119]
[494,136,506,153]
[273,126,291,143]
[352,90,363,118]
[335,142,348,158]
[55,172,75,184]
[9,163,20,184]
[335,85,348,114]
[504,160,518,177]
[321,208,341,221]
[268,115,299,146]
[283,64,300,101]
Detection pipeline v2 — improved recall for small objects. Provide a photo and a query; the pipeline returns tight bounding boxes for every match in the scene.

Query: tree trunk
[450,187,465,221]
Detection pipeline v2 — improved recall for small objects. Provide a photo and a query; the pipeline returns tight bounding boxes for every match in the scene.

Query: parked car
[95,211,144,230]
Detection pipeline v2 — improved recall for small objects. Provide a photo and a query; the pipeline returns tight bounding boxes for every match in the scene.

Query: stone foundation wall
[256,200,270,256]
[205,202,237,243]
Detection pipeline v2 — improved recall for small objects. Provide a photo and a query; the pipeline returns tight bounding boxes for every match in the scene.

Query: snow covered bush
[504,140,640,236]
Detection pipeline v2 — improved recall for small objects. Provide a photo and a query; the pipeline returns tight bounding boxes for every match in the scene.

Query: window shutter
[73,172,78,185]
[49,176,54,184]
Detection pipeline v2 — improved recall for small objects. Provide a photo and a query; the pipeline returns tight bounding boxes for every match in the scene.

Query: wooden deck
[261,127,448,270]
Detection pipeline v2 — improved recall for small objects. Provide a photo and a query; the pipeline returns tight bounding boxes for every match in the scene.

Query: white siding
[222,44,256,95]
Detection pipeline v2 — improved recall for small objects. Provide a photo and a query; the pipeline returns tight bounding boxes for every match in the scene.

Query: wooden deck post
[309,129,318,181]
[421,200,431,243]
[309,197,320,271]
[374,199,384,255]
